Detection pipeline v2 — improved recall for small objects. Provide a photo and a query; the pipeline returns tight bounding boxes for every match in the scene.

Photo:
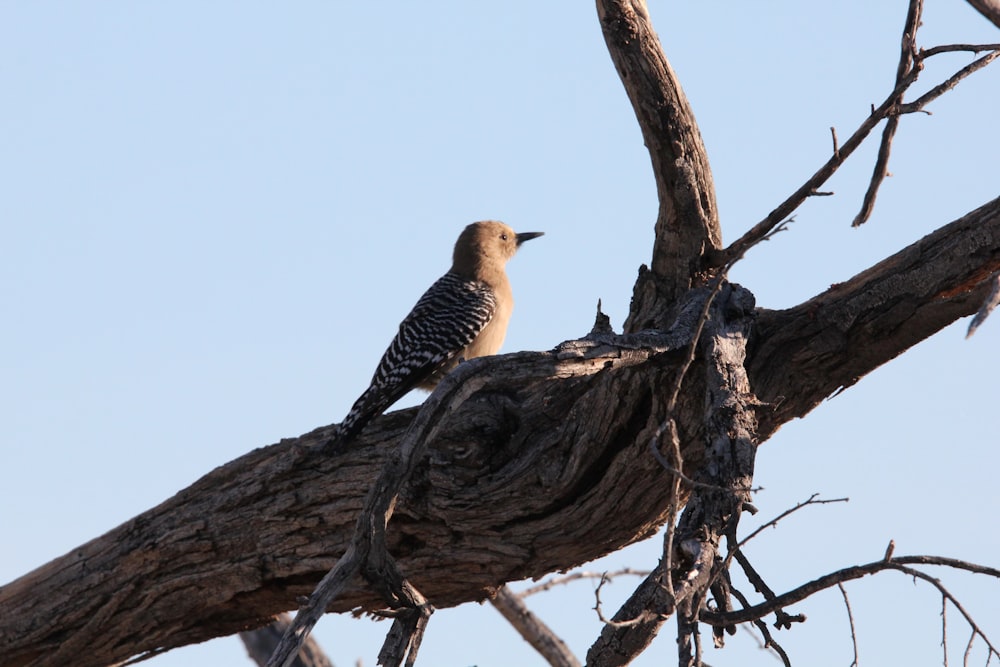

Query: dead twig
[735,494,850,552]
[732,550,805,631]
[729,585,791,667]
[838,583,859,667]
[898,49,1000,114]
[851,0,924,227]
[700,553,1000,665]
[490,586,580,667]
[518,569,649,598]
[723,29,1000,257]
[920,43,1000,57]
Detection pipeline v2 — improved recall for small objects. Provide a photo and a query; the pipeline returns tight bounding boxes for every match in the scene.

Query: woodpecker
[333,220,543,443]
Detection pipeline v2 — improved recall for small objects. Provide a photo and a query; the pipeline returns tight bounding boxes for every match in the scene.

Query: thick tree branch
[749,195,1000,437]
[587,284,758,666]
[596,0,721,329]
[1,197,997,666]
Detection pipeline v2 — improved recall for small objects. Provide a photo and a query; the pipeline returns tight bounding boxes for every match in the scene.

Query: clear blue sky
[2,3,998,666]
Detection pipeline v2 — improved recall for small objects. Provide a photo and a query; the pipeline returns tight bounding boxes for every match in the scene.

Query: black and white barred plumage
[336,272,498,440]
[329,221,542,446]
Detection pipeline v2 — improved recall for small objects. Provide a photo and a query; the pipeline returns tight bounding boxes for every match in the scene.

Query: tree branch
[240,614,334,667]
[1,197,997,666]
[851,0,923,227]
[750,195,1000,437]
[596,0,721,329]
[586,284,758,666]
[699,555,1000,627]
[490,586,580,667]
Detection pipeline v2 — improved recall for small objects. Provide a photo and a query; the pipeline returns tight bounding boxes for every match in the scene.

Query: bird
[332,220,543,444]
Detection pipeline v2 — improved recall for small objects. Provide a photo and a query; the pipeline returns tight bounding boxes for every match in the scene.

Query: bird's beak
[516,231,544,246]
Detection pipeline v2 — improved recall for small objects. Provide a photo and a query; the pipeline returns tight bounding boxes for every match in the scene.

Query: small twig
[852,0,923,227]
[830,126,840,158]
[660,419,684,598]
[856,46,1000,226]
[943,595,950,667]
[899,50,1000,114]
[721,63,921,262]
[735,494,849,552]
[724,28,1000,253]
[649,437,753,495]
[733,551,805,630]
[593,573,658,628]
[838,583,859,667]
[920,43,1000,57]
[729,586,791,666]
[964,627,978,667]
[700,553,1000,661]
[518,569,649,598]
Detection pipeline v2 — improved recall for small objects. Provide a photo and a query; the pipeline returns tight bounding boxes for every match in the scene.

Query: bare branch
[751,195,1000,438]
[943,595,950,667]
[240,615,335,667]
[723,64,922,261]
[518,569,650,598]
[898,49,1000,114]
[845,0,934,226]
[725,18,1000,250]
[735,494,850,551]
[891,564,1000,664]
[700,556,1000,631]
[596,0,721,329]
[728,586,792,666]
[490,586,580,667]
[838,584,860,667]
[921,43,1000,57]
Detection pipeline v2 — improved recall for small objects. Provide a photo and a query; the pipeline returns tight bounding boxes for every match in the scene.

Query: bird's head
[452,220,543,275]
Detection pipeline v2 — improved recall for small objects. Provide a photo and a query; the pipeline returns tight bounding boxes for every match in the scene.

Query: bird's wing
[337,273,497,440]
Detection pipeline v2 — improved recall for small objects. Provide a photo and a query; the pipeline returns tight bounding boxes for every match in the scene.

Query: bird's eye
[501,233,508,241]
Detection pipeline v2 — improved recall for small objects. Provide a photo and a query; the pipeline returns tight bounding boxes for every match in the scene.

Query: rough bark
[240,614,334,667]
[588,284,758,667]
[751,195,1000,438]
[596,0,721,329]
[0,198,997,667]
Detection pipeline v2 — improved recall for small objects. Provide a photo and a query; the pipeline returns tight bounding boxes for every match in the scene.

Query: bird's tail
[325,384,398,451]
